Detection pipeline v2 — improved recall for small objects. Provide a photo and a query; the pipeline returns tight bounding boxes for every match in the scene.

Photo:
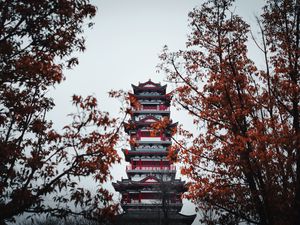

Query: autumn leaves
[159,0,300,224]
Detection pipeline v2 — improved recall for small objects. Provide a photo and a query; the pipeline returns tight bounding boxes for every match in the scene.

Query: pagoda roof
[139,115,159,123]
[122,149,168,161]
[140,175,160,183]
[113,177,187,192]
[129,140,172,148]
[132,109,170,114]
[130,92,172,100]
[124,117,177,133]
[132,79,167,94]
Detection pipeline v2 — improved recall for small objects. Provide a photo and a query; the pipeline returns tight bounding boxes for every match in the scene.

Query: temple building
[113,80,196,225]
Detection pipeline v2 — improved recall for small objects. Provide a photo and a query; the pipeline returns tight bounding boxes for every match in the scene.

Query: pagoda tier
[114,177,185,214]
[124,115,177,134]
[114,177,187,193]
[129,92,172,101]
[112,80,195,225]
[132,80,167,95]
[122,148,168,161]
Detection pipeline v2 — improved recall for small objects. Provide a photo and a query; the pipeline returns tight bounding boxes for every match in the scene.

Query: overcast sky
[47,1,265,224]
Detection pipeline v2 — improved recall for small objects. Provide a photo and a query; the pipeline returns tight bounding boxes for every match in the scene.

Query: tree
[0,1,120,224]
[159,0,300,224]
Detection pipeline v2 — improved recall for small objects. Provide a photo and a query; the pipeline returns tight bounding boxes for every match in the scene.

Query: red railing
[126,165,175,171]
[130,136,171,142]
[135,105,170,111]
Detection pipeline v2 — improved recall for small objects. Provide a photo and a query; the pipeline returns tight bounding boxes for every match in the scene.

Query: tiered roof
[131,80,167,94]
[122,148,168,161]
[113,178,186,192]
[112,80,195,225]
[124,115,177,133]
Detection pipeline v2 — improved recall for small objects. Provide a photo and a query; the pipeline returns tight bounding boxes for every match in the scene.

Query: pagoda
[113,80,196,225]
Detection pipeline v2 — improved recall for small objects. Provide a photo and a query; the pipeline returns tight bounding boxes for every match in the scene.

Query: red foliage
[0,0,120,224]
[159,0,300,224]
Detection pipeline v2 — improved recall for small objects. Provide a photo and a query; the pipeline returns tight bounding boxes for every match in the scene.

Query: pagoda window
[142,161,159,166]
[141,199,161,204]
[131,193,139,203]
[140,91,160,96]
[158,105,169,110]
[131,161,172,171]
[122,193,131,203]
[139,130,163,138]
[140,193,159,199]
[143,105,157,110]
[139,104,170,111]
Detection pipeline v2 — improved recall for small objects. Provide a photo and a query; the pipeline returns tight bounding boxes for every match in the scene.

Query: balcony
[133,105,170,114]
[137,140,172,145]
[123,202,183,211]
[124,202,182,207]
[126,165,176,174]
[126,165,176,173]
[134,147,167,151]
[131,158,169,162]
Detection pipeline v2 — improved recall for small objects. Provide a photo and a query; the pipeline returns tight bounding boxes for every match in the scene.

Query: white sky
[47,1,265,224]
